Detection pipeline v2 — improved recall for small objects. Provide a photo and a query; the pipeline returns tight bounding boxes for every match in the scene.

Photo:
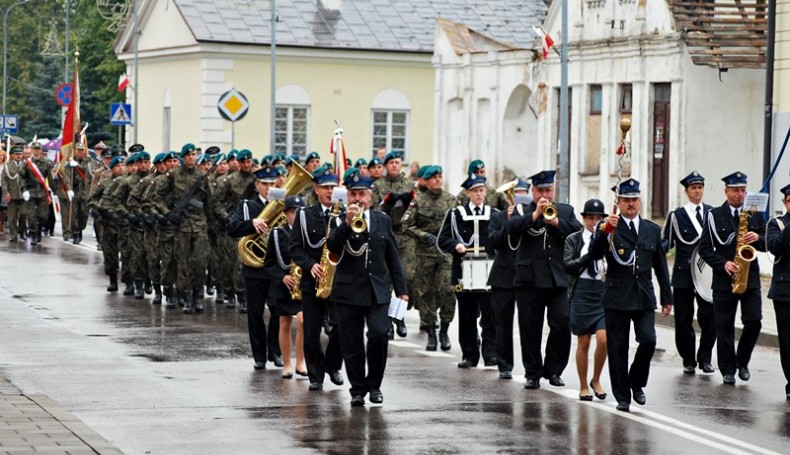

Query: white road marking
[546,386,782,455]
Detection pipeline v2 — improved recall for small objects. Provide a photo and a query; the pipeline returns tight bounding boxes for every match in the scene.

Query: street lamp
[2,0,30,122]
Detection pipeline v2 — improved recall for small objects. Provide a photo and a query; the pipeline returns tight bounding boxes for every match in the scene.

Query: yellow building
[114,0,544,168]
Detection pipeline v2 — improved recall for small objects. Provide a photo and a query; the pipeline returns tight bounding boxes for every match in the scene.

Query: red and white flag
[24,158,51,204]
[533,26,556,60]
[329,126,348,180]
[117,74,130,92]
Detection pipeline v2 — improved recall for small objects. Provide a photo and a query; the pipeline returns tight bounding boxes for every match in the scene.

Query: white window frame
[274,105,310,156]
[371,110,409,159]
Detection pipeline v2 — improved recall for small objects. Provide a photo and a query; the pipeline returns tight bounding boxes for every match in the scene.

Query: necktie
[733,209,740,229]
[324,208,331,219]
[695,206,703,226]
[629,220,637,238]
[586,259,597,278]
[474,206,481,216]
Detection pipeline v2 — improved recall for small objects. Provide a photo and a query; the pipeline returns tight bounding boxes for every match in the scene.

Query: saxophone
[289,261,302,301]
[732,209,757,294]
[315,201,342,299]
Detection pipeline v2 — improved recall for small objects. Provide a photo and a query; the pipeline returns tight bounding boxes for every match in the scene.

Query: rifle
[166,162,217,227]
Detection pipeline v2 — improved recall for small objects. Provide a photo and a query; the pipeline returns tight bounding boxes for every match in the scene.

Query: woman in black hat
[563,199,608,401]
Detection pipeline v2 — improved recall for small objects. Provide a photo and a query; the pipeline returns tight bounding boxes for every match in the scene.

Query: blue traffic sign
[110,103,132,126]
[0,115,19,134]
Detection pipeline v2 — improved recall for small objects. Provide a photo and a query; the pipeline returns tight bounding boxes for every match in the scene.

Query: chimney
[320,0,342,11]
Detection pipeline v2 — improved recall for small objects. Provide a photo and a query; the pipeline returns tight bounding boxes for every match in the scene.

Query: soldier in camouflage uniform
[138,153,169,305]
[298,151,321,207]
[66,143,93,244]
[105,153,140,296]
[368,157,384,183]
[2,145,27,242]
[213,149,256,312]
[153,143,212,314]
[21,143,53,245]
[456,160,509,211]
[401,165,458,351]
[151,152,180,308]
[125,151,154,300]
[89,156,126,292]
[89,143,113,250]
[371,151,415,338]
[208,152,230,303]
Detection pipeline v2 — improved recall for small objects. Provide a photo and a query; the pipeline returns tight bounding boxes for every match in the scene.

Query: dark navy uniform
[661,171,716,373]
[327,172,407,403]
[589,180,672,411]
[507,171,582,386]
[766,192,790,398]
[487,207,518,377]
[438,192,496,368]
[697,172,765,383]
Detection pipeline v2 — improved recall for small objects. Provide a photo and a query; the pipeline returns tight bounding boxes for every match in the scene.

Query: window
[583,85,602,175]
[590,85,603,115]
[162,106,171,153]
[619,84,632,113]
[371,110,408,157]
[274,106,309,156]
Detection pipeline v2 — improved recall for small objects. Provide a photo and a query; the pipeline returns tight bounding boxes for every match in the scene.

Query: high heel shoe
[282,371,293,379]
[590,380,607,400]
[296,369,308,377]
[579,393,593,401]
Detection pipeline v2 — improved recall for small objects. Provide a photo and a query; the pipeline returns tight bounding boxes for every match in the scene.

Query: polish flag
[117,74,130,92]
[533,26,556,60]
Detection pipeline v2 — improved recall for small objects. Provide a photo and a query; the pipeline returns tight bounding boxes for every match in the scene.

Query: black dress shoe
[723,374,736,385]
[395,319,407,338]
[499,371,513,380]
[350,395,365,407]
[308,382,323,391]
[457,358,477,368]
[329,370,344,385]
[253,362,266,370]
[700,362,715,373]
[369,389,383,404]
[683,365,696,375]
[616,401,630,412]
[272,355,284,368]
[632,387,646,405]
[296,370,308,377]
[484,357,498,367]
[548,375,565,387]
[738,367,751,381]
[524,378,540,389]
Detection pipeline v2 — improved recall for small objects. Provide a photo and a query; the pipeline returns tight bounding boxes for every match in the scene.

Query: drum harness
[451,205,490,256]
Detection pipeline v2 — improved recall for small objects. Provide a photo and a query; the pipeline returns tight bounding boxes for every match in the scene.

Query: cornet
[543,203,558,220]
[350,204,367,233]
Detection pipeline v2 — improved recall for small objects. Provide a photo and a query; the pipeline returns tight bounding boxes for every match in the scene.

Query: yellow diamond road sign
[217,89,249,122]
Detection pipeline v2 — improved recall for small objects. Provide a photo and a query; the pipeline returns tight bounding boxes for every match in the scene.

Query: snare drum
[459,256,494,292]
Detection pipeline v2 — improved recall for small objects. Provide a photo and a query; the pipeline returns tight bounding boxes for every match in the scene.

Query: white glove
[22,191,29,201]
[67,190,74,201]
[69,160,78,167]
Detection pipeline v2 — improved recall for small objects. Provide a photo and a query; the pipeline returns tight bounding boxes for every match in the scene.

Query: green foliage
[0,0,124,144]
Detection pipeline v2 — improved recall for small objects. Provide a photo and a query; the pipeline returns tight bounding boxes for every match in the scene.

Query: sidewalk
[0,375,121,455]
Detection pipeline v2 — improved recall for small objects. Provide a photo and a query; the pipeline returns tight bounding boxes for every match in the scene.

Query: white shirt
[683,202,705,234]
[467,202,483,214]
[258,195,268,205]
[621,214,640,233]
[362,209,370,232]
[729,205,742,217]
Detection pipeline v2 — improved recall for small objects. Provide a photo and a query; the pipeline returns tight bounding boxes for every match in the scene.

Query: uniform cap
[109,156,125,168]
[343,168,373,190]
[612,179,641,198]
[205,146,221,155]
[253,166,277,182]
[354,158,368,168]
[313,166,339,186]
[416,165,431,178]
[212,153,226,165]
[305,151,321,162]
[152,153,166,165]
[581,199,607,216]
[285,154,301,166]
[780,183,790,196]
[236,149,253,161]
[284,195,305,211]
[423,165,443,179]
[179,143,196,157]
[514,178,531,191]
[94,141,107,150]
[528,170,556,188]
[461,173,486,190]
[722,171,747,188]
[129,143,146,154]
[383,151,402,165]
[369,157,383,166]
[680,171,705,188]
[467,159,485,174]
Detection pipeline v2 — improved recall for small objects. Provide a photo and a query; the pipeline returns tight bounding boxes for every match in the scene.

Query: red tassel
[616,144,624,156]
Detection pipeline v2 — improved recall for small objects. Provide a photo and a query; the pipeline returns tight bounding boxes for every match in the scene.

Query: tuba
[732,209,757,294]
[237,162,313,268]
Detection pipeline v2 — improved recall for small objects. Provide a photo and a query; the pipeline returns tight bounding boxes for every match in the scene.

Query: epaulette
[643,218,660,228]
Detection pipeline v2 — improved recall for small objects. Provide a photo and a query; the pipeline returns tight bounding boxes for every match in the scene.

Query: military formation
[6,137,790,409]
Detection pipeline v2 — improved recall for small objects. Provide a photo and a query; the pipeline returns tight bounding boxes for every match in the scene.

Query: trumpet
[350,204,367,233]
[496,179,518,203]
[543,203,558,220]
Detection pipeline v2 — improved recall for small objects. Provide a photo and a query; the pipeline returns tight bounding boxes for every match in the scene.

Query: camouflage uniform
[210,172,236,305]
[152,165,212,313]
[140,170,163,304]
[151,173,178,307]
[89,173,123,285]
[21,155,53,242]
[126,168,153,299]
[1,157,26,240]
[90,163,112,246]
[105,171,137,294]
[402,189,458,328]
[207,171,226,300]
[456,182,509,211]
[213,169,255,306]
[55,157,92,240]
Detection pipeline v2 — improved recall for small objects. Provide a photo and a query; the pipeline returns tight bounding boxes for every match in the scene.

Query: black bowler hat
[581,199,607,216]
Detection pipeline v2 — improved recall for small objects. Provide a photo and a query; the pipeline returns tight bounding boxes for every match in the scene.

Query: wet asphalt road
[1,232,790,454]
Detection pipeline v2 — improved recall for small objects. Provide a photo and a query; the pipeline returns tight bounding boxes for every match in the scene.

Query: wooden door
[651,84,671,218]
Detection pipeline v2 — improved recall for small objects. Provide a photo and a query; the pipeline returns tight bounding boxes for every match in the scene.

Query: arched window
[371,89,410,158]
[275,85,311,156]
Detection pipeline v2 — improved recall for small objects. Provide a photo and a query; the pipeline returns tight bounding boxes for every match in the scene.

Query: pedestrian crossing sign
[110,103,132,125]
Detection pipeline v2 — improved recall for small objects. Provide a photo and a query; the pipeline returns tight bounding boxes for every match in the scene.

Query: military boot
[426,326,438,351]
[193,288,204,313]
[237,291,248,314]
[178,291,187,308]
[107,275,119,292]
[215,288,224,304]
[144,279,153,294]
[152,284,163,305]
[206,284,215,296]
[225,289,236,308]
[134,280,144,299]
[30,231,38,245]
[439,322,452,351]
[182,292,194,314]
[164,286,176,309]
[123,282,134,296]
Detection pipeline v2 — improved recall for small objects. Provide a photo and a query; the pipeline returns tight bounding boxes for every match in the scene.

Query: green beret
[236,149,253,160]
[423,165,443,179]
[180,143,196,157]
[467,159,485,174]
[417,165,431,178]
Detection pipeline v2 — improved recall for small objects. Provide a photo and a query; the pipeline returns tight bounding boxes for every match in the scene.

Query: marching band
[5,135,790,408]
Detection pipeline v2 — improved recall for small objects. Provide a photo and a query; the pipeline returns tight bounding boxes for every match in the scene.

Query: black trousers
[266,301,281,358]
[301,291,342,384]
[491,286,515,373]
[673,287,716,366]
[244,277,271,364]
[456,291,496,365]
[335,301,389,397]
[605,309,656,404]
[712,289,762,376]
[773,301,790,394]
[514,286,570,379]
